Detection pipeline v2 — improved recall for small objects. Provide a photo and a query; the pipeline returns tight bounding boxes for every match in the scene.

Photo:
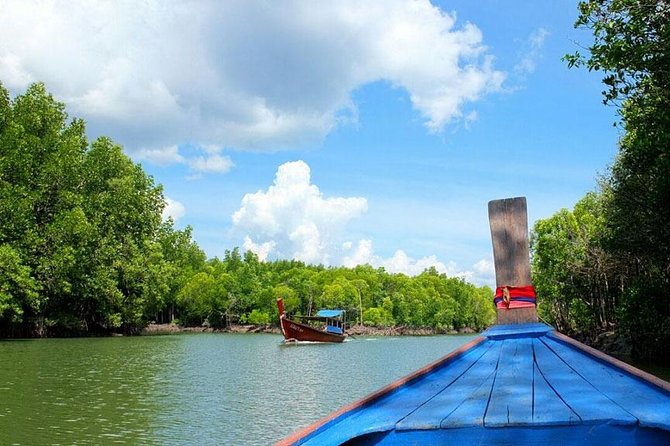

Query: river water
[0,333,477,445]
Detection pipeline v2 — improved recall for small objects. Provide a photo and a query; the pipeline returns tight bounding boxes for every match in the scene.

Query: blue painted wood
[533,335,637,425]
[346,424,670,445]
[298,341,490,446]
[395,340,501,429]
[483,322,551,340]
[286,327,670,446]
[440,365,496,428]
[531,357,580,425]
[543,334,670,430]
[485,337,535,426]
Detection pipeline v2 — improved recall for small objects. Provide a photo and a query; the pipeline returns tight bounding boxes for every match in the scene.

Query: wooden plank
[496,307,539,324]
[277,337,486,446]
[484,337,534,426]
[395,340,501,430]
[534,336,637,425]
[483,322,551,340]
[488,197,538,324]
[346,424,670,446]
[543,334,670,430]
[531,339,581,426]
[440,372,496,429]
[439,343,502,428]
[550,330,670,394]
[295,340,489,446]
[488,197,532,286]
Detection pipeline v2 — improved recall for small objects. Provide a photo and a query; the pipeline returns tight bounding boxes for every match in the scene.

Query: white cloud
[0,0,504,154]
[384,250,451,276]
[135,146,233,176]
[343,239,376,268]
[136,145,185,166]
[243,236,276,262]
[471,258,496,286]
[232,160,495,286]
[0,53,33,90]
[343,239,454,276]
[232,160,367,264]
[187,154,234,173]
[530,28,550,49]
[162,197,186,222]
[464,110,479,130]
[514,28,549,76]
[343,239,495,286]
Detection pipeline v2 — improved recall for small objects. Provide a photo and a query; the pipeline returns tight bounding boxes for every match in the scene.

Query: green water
[0,334,477,445]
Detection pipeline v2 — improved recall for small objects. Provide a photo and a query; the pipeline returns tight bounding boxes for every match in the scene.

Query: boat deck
[293,323,670,445]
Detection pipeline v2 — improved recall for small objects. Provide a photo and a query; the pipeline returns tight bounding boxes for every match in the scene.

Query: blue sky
[0,1,619,286]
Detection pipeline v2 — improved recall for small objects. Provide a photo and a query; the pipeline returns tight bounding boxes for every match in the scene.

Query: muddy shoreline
[140,323,669,380]
[142,323,477,336]
[142,323,630,358]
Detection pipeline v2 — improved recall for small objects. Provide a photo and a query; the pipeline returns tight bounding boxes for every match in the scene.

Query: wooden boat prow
[276,197,670,445]
[278,320,670,445]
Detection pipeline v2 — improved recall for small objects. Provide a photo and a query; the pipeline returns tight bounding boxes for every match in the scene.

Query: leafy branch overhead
[565,0,670,105]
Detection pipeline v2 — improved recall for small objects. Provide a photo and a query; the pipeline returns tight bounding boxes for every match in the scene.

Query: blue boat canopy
[315,309,344,318]
[325,325,343,335]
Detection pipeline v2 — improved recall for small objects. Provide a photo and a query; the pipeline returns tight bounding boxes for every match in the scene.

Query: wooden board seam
[548,330,670,395]
[275,336,487,446]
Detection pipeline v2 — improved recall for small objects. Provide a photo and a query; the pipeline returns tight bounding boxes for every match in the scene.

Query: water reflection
[0,334,476,445]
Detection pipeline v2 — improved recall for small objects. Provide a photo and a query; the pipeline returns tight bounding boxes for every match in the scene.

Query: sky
[0,1,620,287]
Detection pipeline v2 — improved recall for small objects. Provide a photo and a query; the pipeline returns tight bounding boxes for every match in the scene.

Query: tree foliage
[0,81,496,337]
[0,82,204,335]
[531,193,623,335]
[181,255,495,332]
[540,0,670,360]
[565,0,669,106]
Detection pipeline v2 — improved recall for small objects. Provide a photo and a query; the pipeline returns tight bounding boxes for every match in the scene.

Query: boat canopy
[315,309,344,318]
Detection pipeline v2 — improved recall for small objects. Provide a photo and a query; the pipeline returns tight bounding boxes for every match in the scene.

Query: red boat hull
[277,298,345,343]
[279,316,345,343]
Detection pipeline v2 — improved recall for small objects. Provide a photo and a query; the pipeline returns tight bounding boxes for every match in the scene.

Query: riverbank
[142,322,628,359]
[142,323,477,337]
[142,323,281,335]
[142,322,670,380]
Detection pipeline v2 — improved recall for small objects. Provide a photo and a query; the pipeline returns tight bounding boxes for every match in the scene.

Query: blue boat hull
[345,425,670,445]
[277,323,670,446]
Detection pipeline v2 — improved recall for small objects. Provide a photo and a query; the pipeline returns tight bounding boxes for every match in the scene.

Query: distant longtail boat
[277,298,346,343]
[276,197,670,445]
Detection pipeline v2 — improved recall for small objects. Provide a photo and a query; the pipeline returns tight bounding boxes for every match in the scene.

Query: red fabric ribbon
[493,285,536,309]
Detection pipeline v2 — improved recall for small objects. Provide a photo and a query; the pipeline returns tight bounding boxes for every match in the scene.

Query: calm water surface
[0,333,476,445]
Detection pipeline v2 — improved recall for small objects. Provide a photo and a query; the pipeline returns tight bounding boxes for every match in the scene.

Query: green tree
[0,82,189,336]
[363,297,395,327]
[274,284,299,314]
[0,80,502,338]
[565,1,670,262]
[531,193,619,335]
[177,272,228,327]
[247,309,271,325]
[565,0,669,105]
[319,276,357,313]
[0,244,38,331]
[565,0,670,359]
[155,223,206,323]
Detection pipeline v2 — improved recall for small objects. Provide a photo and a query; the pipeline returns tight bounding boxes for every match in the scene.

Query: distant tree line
[0,82,496,337]
[532,0,670,361]
[177,249,496,332]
